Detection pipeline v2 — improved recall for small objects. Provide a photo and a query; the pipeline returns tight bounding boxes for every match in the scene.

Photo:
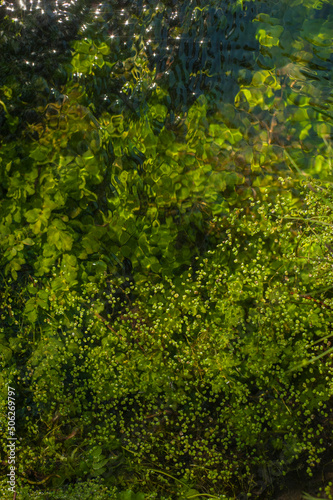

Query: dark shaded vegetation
[0,0,333,498]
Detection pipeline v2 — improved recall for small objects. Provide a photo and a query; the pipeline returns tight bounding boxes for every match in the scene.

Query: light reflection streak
[4,0,205,49]
[5,0,77,17]
[18,0,27,10]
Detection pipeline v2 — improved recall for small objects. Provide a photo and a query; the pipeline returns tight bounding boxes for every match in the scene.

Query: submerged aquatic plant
[1,178,333,498]
[0,0,333,498]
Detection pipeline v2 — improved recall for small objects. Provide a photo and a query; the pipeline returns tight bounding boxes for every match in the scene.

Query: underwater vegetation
[0,0,333,498]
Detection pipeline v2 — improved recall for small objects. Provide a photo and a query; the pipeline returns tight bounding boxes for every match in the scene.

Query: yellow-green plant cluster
[1,178,333,498]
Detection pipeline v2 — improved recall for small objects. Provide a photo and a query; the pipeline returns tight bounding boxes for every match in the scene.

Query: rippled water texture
[1,3,333,495]
[1,0,332,181]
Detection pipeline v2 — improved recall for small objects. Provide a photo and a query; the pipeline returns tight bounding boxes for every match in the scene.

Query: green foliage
[12,479,116,500]
[7,479,164,500]
[303,483,333,500]
[0,0,333,499]
[1,179,333,498]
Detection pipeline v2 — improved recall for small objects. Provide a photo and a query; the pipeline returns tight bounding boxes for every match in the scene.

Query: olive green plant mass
[0,0,333,498]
